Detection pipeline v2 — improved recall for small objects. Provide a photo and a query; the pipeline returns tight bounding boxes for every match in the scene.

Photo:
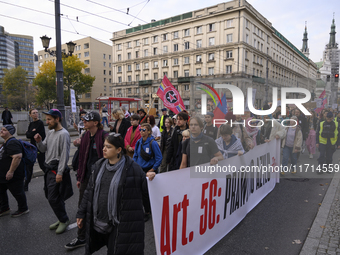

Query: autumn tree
[1,66,33,110]
[33,55,95,109]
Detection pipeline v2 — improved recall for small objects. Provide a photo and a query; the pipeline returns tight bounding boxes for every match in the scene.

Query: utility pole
[265,56,269,104]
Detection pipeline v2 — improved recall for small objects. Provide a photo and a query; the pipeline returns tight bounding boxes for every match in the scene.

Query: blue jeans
[101,117,108,127]
[282,146,297,170]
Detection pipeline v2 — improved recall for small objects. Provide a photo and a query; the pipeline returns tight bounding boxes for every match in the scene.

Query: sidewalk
[300,170,340,255]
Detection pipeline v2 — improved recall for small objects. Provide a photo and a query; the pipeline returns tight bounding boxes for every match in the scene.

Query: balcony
[139,80,153,86]
[252,75,265,84]
[178,76,193,83]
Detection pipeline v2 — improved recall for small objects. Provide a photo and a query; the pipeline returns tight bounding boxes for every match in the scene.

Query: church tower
[301,22,310,58]
[327,16,338,49]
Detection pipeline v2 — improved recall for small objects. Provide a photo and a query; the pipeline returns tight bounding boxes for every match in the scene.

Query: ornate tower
[327,16,338,49]
[301,21,309,58]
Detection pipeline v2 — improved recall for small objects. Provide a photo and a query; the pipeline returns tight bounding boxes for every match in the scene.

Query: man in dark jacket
[76,155,151,255]
[65,111,108,250]
[1,107,13,125]
[166,111,189,171]
[294,109,308,154]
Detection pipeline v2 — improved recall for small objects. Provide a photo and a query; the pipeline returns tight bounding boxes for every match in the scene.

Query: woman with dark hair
[76,134,155,254]
[124,114,141,158]
[159,117,173,173]
[215,124,245,159]
[109,109,131,139]
[25,109,46,191]
[147,115,161,141]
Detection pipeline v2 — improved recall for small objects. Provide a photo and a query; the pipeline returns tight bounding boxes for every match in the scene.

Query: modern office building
[110,0,317,111]
[37,37,113,109]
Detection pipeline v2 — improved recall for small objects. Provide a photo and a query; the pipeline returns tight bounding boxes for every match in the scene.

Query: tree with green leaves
[33,55,95,109]
[1,66,33,110]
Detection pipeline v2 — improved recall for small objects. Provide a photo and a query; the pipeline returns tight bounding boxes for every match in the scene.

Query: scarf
[93,156,126,233]
[190,132,203,142]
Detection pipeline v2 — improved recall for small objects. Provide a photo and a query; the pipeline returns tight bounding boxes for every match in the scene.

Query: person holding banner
[76,134,154,255]
[215,124,245,159]
[180,116,223,168]
[281,116,302,174]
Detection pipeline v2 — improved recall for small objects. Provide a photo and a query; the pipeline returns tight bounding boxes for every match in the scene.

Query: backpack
[137,139,155,161]
[8,138,37,165]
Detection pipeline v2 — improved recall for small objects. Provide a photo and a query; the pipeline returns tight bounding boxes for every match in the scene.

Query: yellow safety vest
[159,115,165,133]
[319,121,338,145]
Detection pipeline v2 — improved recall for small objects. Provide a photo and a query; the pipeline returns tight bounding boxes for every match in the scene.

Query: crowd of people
[0,103,340,254]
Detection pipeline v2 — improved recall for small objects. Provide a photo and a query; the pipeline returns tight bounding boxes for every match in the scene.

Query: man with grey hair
[121,106,131,120]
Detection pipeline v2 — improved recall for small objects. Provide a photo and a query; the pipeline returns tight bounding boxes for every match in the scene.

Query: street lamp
[38,0,76,129]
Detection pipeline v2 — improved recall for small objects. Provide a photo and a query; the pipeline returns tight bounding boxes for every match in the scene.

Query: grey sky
[0,0,339,62]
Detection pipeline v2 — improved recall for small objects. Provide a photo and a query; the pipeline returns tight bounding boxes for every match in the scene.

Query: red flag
[319,90,326,99]
[157,75,186,114]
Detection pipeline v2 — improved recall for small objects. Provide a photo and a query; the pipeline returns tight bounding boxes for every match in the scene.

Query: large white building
[110,0,317,111]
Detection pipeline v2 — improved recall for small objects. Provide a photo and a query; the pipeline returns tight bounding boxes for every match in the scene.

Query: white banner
[148,140,280,255]
[70,89,77,113]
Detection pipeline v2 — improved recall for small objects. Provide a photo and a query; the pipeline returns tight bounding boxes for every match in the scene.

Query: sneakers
[49,221,60,230]
[0,208,10,217]
[65,238,86,250]
[309,154,313,159]
[11,209,29,218]
[56,220,70,234]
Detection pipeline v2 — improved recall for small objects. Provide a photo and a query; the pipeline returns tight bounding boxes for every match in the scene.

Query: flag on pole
[157,75,186,114]
[315,90,327,114]
[213,93,228,127]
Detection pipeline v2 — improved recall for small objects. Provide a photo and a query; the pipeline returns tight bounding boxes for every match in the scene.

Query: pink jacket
[124,125,141,149]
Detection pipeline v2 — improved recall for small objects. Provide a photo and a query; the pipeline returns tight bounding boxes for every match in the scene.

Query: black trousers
[45,171,69,223]
[26,152,46,184]
[89,228,116,254]
[77,177,89,240]
[318,143,336,167]
[0,178,28,212]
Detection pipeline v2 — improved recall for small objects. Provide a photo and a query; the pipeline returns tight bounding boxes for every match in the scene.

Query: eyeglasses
[139,128,147,132]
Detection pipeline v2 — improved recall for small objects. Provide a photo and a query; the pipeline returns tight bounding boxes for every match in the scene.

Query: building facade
[110,0,317,112]
[38,37,113,109]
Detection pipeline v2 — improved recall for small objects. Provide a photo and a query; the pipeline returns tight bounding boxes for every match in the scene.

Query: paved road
[0,150,337,255]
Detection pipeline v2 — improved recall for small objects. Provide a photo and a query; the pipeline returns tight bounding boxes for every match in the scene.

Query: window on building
[84,60,90,65]
[109,55,111,60]
[127,65,131,71]
[154,61,158,68]
[104,78,106,83]
[136,88,140,93]
[163,60,168,66]
[136,75,140,81]
[118,77,122,83]
[184,56,189,64]
[246,34,249,44]
[135,40,140,46]
[78,53,81,58]
[184,70,189,77]
[226,50,233,58]
[174,58,178,65]
[85,68,90,74]
[196,68,201,76]
[153,87,158,92]
[226,65,232,74]
[209,37,215,46]
[109,78,111,83]
[174,70,178,78]
[118,54,121,61]
[227,34,233,43]
[163,46,168,53]
[144,38,149,44]
[253,68,255,75]
[208,53,214,61]
[136,63,140,70]
[103,62,106,67]
[84,43,89,49]
[208,67,214,75]
[197,26,202,34]
[245,19,249,28]
[173,31,179,39]
[103,54,106,59]
[128,88,132,94]
[85,93,91,98]
[163,34,168,41]
[153,35,158,43]
[153,47,157,55]
[128,76,132,82]
[257,56,259,64]
[196,39,202,48]
[136,51,139,58]
[184,85,189,91]
[184,29,190,36]
[117,44,121,50]
[84,51,89,57]
[196,55,202,62]
[127,52,131,59]
[163,72,168,77]
[184,42,190,50]
[103,70,106,75]
[127,42,131,48]
[245,65,248,73]
[254,39,256,48]
[209,23,215,32]
[118,66,122,72]
[144,49,148,57]
[144,62,149,69]
[226,19,233,28]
